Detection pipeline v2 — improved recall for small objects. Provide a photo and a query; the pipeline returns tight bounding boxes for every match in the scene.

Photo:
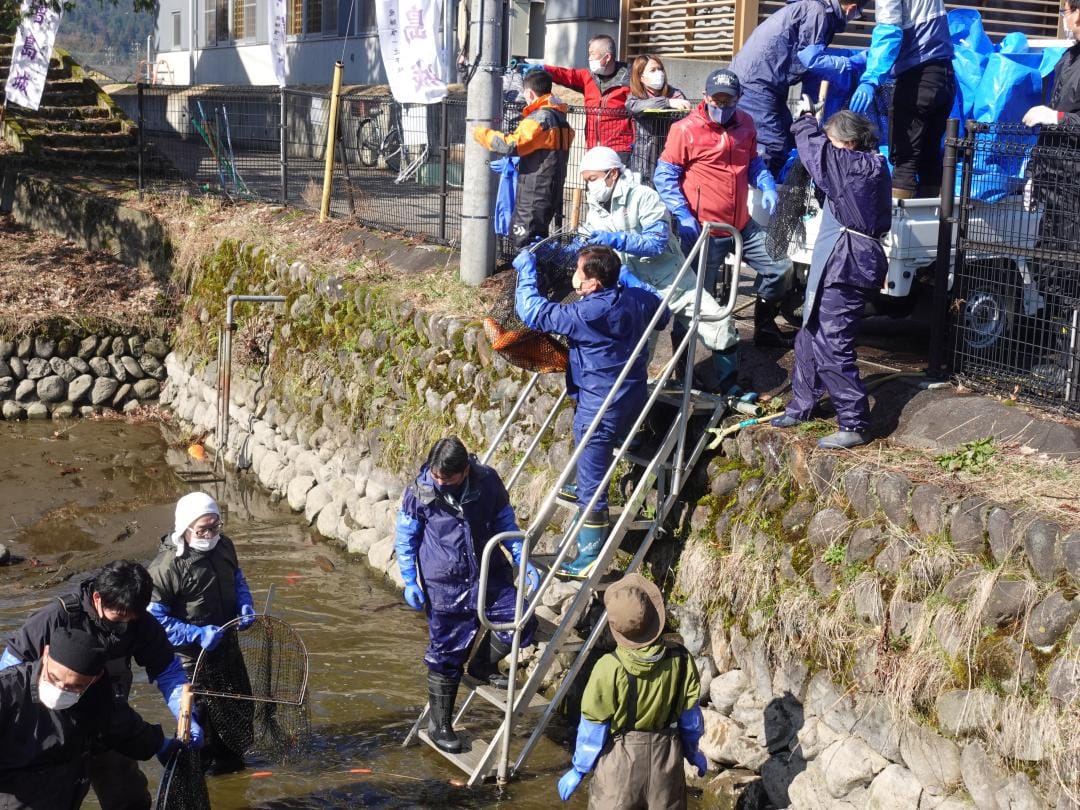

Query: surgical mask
[588,58,605,74]
[587,176,614,205]
[708,104,736,125]
[99,616,129,636]
[188,535,220,553]
[38,677,82,710]
[643,70,665,90]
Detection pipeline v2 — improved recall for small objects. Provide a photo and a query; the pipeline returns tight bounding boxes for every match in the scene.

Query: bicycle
[353,100,433,184]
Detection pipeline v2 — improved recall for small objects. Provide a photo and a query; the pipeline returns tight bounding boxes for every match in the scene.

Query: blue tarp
[490,156,520,237]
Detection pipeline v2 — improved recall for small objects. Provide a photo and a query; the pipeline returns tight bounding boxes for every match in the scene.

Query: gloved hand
[188,713,205,750]
[1023,105,1060,127]
[404,582,426,610]
[688,750,708,777]
[795,93,820,118]
[557,768,584,800]
[524,562,541,595]
[676,214,701,253]
[849,81,876,114]
[512,250,537,276]
[238,603,256,630]
[850,49,869,70]
[197,625,224,652]
[156,736,180,767]
[761,187,778,217]
[587,230,626,250]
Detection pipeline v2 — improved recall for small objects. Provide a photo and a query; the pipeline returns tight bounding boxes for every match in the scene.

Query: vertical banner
[375,0,448,104]
[269,0,288,87]
[4,0,63,111]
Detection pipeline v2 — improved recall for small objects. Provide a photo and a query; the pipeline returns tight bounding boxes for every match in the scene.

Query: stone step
[28,130,134,150]
[19,115,123,134]
[0,59,70,81]
[40,88,99,107]
[29,105,111,120]
[34,145,138,166]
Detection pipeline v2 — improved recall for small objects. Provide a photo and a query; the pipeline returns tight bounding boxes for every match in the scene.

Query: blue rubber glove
[507,538,541,595]
[678,705,707,775]
[557,767,583,800]
[512,249,537,275]
[850,49,869,70]
[156,737,180,767]
[676,214,701,254]
[587,230,626,251]
[238,603,256,629]
[0,648,22,669]
[395,509,427,611]
[761,188,778,217]
[235,569,255,627]
[404,582,426,610]
[197,625,224,652]
[849,81,876,114]
[188,714,205,749]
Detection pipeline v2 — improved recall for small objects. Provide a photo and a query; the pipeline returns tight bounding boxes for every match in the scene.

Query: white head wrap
[579,146,624,173]
[171,492,221,555]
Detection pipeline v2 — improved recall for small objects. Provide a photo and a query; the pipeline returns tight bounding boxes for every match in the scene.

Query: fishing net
[191,615,311,764]
[765,158,817,261]
[155,747,210,810]
[483,232,584,373]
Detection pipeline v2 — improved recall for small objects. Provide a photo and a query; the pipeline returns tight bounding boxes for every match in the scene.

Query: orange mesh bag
[484,233,584,373]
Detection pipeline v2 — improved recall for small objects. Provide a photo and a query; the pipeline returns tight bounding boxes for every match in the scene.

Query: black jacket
[148,533,240,665]
[1032,41,1080,251]
[3,580,176,701]
[0,661,164,810]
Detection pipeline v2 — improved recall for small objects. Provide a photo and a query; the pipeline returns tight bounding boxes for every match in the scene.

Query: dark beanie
[49,628,106,676]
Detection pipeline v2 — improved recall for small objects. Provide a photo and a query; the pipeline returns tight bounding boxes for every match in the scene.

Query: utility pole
[458,0,502,286]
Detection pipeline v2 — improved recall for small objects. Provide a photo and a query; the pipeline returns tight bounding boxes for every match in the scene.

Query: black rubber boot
[467,633,511,689]
[753,298,797,349]
[427,671,463,753]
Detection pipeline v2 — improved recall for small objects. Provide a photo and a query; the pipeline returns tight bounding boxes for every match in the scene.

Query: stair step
[467,680,550,713]
[417,729,491,777]
[28,131,134,149]
[651,385,727,413]
[35,145,136,162]
[31,105,110,120]
[20,116,123,134]
[623,450,673,470]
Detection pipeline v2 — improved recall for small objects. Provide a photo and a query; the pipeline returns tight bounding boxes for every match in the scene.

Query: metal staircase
[403,223,743,785]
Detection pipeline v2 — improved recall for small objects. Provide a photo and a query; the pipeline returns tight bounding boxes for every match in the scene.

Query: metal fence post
[137,82,145,194]
[280,89,288,205]
[927,117,960,379]
[438,100,449,242]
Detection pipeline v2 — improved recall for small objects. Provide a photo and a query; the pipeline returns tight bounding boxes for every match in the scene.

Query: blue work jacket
[396,460,518,615]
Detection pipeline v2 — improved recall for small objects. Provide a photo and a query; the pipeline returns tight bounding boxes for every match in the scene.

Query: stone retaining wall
[0,331,169,419]
[161,240,1079,809]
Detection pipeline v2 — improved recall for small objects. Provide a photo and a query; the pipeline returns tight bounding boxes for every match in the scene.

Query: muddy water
[0,420,615,809]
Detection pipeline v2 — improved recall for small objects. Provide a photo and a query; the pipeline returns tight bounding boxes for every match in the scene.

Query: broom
[765,80,829,261]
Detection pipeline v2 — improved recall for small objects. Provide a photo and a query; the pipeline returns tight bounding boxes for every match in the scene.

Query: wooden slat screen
[749,0,1063,55]
[624,0,738,61]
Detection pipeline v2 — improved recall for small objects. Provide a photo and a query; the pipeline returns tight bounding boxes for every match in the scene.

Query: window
[323,0,337,35]
[172,11,182,48]
[306,0,322,33]
[623,0,737,61]
[356,0,376,33]
[216,0,229,42]
[288,0,303,33]
[203,0,217,45]
[232,0,256,39]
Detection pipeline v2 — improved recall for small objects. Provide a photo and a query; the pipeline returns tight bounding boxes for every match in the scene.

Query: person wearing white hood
[580,146,740,393]
[147,492,256,774]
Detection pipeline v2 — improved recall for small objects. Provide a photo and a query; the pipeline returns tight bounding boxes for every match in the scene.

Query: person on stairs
[514,246,667,578]
[147,492,257,775]
[395,437,541,754]
[556,573,707,807]
[769,106,891,449]
[579,145,739,394]
[654,68,796,383]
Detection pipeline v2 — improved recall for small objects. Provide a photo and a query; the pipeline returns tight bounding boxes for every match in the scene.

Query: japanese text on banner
[375,0,448,104]
[4,0,63,111]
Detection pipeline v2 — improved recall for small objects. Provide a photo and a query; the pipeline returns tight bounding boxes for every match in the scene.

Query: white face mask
[188,535,220,553]
[588,58,605,74]
[38,676,82,710]
[587,175,615,205]
[643,70,665,90]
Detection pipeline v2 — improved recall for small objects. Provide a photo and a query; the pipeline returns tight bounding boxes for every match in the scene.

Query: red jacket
[658,102,758,231]
[544,63,634,153]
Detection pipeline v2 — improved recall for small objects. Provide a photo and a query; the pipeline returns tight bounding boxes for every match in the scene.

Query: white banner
[375,0,448,104]
[269,0,288,87]
[4,0,64,111]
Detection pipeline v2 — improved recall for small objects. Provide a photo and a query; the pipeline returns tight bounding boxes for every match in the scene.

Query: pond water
[0,419,597,809]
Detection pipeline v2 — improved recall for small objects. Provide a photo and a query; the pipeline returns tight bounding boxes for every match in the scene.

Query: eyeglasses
[190,520,222,538]
[708,99,739,109]
[43,664,91,694]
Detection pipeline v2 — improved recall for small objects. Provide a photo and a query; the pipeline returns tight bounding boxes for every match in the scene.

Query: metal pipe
[479,372,540,464]
[927,117,960,379]
[438,100,449,241]
[458,0,501,285]
[218,295,286,459]
[280,89,288,205]
[505,388,568,490]
[320,61,344,222]
[137,82,144,194]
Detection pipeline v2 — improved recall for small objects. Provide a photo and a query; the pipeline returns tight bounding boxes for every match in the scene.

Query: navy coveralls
[516,266,666,513]
[785,115,892,431]
[395,461,536,679]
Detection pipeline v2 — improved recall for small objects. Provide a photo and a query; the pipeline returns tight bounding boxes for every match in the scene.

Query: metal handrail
[472,222,742,785]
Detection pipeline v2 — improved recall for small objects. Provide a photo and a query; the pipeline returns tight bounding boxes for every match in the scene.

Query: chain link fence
[948,120,1080,415]
[133,84,685,262]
